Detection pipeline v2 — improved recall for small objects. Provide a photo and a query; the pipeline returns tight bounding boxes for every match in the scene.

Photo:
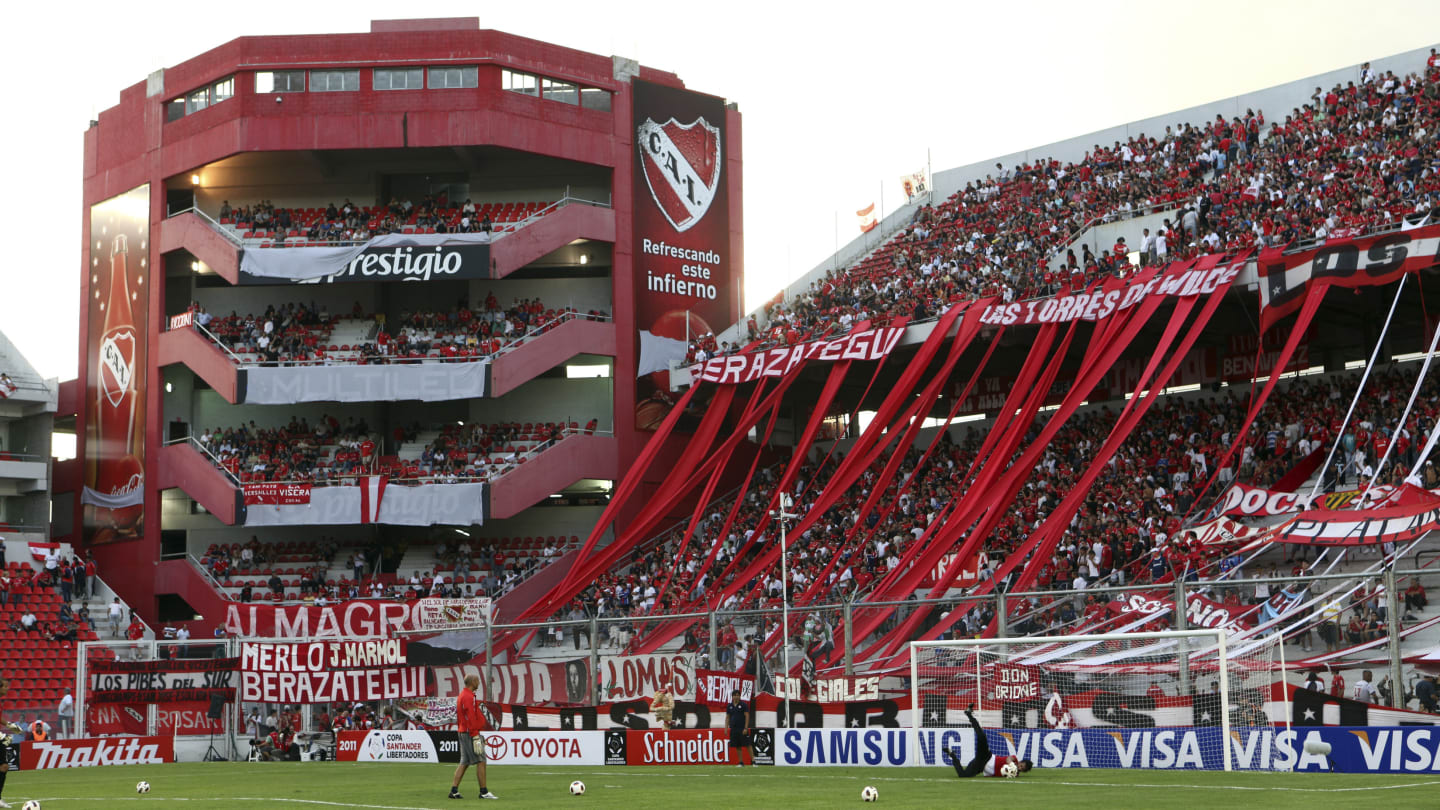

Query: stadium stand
[216,196,553,247]
[704,60,1439,358]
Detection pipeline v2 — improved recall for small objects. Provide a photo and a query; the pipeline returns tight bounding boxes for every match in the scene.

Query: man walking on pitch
[947,708,1032,778]
[450,674,497,800]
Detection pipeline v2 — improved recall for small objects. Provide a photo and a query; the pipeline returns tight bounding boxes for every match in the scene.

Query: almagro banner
[238,233,492,284]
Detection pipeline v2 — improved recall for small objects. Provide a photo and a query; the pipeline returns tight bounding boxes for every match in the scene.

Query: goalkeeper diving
[945,707,1033,778]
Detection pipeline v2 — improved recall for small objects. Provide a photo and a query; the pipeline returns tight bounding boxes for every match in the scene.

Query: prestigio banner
[632,78,738,428]
[83,185,151,544]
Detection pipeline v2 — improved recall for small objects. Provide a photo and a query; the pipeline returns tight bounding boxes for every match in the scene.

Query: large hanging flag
[857,203,878,233]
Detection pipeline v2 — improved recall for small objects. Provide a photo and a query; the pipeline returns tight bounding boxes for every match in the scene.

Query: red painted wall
[75,22,741,626]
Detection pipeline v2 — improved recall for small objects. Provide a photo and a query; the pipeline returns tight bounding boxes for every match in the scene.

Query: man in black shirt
[726,692,753,767]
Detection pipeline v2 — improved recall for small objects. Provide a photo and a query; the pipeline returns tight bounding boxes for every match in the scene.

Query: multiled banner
[632,78,738,428]
[83,184,151,544]
[242,361,488,404]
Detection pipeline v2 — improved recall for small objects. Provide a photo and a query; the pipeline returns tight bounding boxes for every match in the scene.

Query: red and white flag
[857,203,878,233]
[29,541,60,562]
[0,376,16,399]
[359,475,388,523]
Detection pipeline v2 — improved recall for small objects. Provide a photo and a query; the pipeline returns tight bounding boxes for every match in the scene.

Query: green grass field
[5,763,1440,810]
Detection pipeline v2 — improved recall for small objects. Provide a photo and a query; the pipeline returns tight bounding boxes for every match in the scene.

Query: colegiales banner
[88,657,238,704]
[689,326,907,386]
[1259,222,1440,330]
[21,736,174,769]
[237,232,492,284]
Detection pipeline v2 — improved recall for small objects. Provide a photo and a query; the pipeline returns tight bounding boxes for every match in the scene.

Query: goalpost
[910,629,1290,771]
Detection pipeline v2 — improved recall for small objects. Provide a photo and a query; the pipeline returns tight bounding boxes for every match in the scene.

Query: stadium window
[309,70,359,92]
[429,66,478,89]
[579,87,611,112]
[166,98,186,122]
[502,69,538,96]
[256,70,306,93]
[185,87,209,115]
[212,76,234,104]
[542,78,579,105]
[375,68,424,90]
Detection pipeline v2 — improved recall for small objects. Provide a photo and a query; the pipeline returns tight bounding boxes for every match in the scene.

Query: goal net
[910,629,1290,771]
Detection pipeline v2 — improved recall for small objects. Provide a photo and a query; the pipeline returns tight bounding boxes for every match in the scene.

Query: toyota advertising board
[336,730,605,765]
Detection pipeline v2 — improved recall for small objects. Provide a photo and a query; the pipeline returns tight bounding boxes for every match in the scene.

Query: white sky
[1,0,1437,382]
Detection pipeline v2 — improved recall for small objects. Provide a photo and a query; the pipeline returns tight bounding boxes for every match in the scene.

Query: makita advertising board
[21,736,174,769]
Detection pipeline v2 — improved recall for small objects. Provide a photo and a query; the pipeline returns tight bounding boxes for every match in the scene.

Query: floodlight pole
[773,493,798,729]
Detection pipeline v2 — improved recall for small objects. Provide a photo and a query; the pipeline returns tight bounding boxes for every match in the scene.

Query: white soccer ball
[861,785,878,802]
[569,780,586,796]
[137,780,152,794]
[23,801,41,810]
[1001,762,1019,778]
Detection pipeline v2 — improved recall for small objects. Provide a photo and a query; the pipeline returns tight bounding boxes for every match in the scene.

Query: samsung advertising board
[775,727,1440,773]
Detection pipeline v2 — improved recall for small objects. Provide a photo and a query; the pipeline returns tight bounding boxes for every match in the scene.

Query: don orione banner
[83,184,151,544]
[632,78,739,429]
[240,640,425,703]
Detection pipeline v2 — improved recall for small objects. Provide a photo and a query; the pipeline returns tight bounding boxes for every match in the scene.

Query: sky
[0,1,1437,382]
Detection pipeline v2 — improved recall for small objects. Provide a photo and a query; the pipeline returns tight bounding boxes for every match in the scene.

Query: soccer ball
[1001,762,1019,778]
[569,780,586,796]
[861,785,878,802]
[137,781,152,793]
[23,801,41,810]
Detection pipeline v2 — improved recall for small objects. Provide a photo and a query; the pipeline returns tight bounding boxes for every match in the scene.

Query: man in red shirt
[450,674,496,800]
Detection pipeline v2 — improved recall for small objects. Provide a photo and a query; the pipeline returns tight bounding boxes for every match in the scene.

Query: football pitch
[6,763,1440,809]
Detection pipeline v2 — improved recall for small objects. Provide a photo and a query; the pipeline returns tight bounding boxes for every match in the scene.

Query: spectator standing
[108,597,123,637]
[57,692,74,738]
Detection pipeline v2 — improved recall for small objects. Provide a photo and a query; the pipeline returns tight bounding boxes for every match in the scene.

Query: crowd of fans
[698,56,1440,360]
[560,360,1439,657]
[197,414,378,483]
[185,296,608,366]
[220,193,544,244]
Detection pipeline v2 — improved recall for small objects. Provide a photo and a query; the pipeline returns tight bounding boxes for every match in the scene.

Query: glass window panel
[186,89,208,114]
[542,79,578,105]
[580,87,611,112]
[166,99,186,122]
[212,77,234,103]
[255,72,275,94]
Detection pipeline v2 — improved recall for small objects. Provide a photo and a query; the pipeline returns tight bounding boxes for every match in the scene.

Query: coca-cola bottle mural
[85,186,149,541]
